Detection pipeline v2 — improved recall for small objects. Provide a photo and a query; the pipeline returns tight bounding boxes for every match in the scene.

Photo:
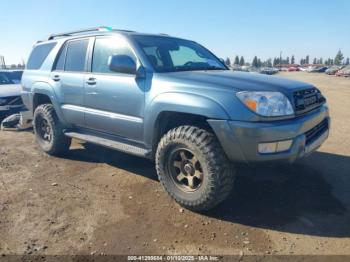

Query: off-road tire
[156,126,235,211]
[33,104,71,156]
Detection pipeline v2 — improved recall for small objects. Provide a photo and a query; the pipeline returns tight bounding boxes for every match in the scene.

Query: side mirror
[109,55,137,75]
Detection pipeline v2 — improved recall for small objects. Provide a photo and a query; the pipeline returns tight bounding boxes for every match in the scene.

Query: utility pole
[0,55,5,69]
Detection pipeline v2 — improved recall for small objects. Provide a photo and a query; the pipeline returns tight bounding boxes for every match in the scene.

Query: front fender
[143,92,230,147]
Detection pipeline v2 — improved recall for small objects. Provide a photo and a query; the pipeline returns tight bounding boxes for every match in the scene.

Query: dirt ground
[0,72,349,258]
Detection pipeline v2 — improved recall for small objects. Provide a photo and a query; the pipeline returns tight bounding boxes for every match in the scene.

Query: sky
[1,0,349,65]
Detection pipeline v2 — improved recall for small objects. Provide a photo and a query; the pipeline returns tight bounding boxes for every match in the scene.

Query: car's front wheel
[156,126,235,211]
[33,104,71,156]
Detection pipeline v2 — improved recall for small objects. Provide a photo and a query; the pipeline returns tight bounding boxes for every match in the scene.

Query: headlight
[0,98,7,105]
[236,91,294,117]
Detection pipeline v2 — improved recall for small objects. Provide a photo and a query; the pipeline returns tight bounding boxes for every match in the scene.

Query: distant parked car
[288,67,299,72]
[231,65,251,72]
[240,66,250,72]
[325,66,343,75]
[317,67,328,73]
[305,66,316,72]
[248,67,260,73]
[335,65,350,77]
[0,70,25,121]
[299,67,308,72]
[259,67,279,75]
[231,65,245,72]
[309,66,328,73]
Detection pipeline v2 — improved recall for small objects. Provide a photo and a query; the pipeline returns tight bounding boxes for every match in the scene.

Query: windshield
[133,35,228,73]
[0,72,15,85]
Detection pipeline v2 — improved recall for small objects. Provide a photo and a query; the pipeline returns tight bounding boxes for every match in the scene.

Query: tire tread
[156,125,235,211]
[33,104,71,156]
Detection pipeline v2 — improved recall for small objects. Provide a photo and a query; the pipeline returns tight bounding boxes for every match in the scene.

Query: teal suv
[21,27,330,211]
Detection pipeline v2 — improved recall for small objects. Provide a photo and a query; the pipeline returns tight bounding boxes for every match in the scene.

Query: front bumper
[0,105,26,120]
[208,104,330,163]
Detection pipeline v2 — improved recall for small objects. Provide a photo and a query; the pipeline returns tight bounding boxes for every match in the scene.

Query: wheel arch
[30,82,68,125]
[144,92,230,157]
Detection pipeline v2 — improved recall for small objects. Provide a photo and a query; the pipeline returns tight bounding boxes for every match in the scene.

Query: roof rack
[48,26,134,40]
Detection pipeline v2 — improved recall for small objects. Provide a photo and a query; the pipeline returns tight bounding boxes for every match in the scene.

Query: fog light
[276,140,293,152]
[258,140,293,154]
[258,142,277,153]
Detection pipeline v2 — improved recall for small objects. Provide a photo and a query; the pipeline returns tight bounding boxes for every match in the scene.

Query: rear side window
[26,42,57,70]
[54,44,68,71]
[64,39,89,72]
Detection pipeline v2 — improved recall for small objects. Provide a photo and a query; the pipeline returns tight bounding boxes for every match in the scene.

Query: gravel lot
[0,72,349,258]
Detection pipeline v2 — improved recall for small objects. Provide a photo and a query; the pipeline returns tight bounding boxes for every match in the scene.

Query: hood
[158,70,314,95]
[0,84,22,97]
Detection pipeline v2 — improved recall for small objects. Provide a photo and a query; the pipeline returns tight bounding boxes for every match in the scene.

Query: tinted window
[54,44,68,71]
[27,43,57,70]
[92,37,136,74]
[65,39,89,72]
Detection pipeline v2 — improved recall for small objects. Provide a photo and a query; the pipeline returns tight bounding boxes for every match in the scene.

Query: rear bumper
[208,104,330,163]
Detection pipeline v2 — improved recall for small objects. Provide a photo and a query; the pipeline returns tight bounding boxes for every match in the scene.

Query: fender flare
[31,82,68,125]
[143,92,230,148]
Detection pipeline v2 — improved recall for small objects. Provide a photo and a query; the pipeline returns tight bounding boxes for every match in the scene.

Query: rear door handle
[52,75,60,82]
[86,77,97,85]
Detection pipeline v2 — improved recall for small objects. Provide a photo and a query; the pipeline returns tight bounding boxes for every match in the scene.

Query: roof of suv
[45,26,173,42]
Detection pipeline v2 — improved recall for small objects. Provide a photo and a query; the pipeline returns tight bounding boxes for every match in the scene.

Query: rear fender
[31,82,68,125]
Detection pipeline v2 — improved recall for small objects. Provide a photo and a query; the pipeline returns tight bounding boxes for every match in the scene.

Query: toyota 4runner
[22,27,330,211]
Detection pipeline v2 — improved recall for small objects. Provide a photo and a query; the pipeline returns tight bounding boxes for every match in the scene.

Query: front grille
[0,96,23,106]
[305,119,328,145]
[293,88,326,115]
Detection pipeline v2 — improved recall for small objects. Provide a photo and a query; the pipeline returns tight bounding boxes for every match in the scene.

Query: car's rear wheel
[33,104,71,156]
[156,126,235,211]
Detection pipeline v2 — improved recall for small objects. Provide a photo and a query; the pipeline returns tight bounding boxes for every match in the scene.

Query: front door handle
[86,91,98,95]
[86,77,97,85]
[52,75,60,82]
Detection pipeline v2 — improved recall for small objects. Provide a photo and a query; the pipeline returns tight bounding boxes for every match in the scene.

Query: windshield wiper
[171,66,226,72]
[203,66,226,70]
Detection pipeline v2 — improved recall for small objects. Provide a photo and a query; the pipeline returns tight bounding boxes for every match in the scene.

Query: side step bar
[64,131,151,158]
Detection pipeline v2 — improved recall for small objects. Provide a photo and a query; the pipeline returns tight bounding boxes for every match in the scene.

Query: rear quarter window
[26,42,57,70]
[53,44,68,71]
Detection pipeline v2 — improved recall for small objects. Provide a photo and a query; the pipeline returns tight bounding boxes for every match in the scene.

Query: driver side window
[169,46,206,66]
[92,37,136,74]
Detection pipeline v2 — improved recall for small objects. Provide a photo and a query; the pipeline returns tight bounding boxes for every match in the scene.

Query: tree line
[225,49,349,67]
